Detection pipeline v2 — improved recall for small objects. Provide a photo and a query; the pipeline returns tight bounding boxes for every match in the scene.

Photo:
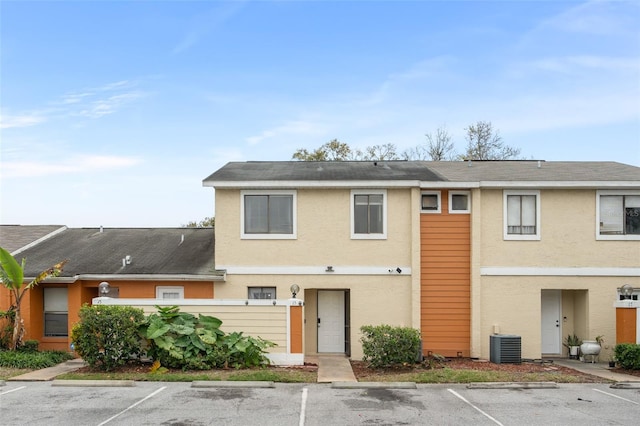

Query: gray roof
[14,227,216,279]
[204,160,640,187]
[203,161,442,183]
[0,225,66,254]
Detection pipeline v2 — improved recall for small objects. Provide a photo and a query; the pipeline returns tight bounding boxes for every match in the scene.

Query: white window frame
[449,191,471,214]
[503,190,541,241]
[156,286,184,299]
[43,287,68,337]
[241,190,297,240]
[596,190,640,241]
[351,189,387,240]
[248,286,277,300]
[421,191,441,214]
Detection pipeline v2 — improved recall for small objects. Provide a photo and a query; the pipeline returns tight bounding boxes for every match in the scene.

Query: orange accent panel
[290,305,303,353]
[421,190,471,358]
[616,308,637,344]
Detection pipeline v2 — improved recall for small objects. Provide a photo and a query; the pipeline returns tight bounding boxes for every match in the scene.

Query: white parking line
[0,386,26,396]
[593,388,640,405]
[299,387,308,426]
[97,386,167,426]
[448,389,504,426]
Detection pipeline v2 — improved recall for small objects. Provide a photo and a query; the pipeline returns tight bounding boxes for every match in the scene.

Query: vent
[490,334,521,364]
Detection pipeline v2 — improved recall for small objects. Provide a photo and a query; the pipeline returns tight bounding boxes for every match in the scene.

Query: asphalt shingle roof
[204,160,640,185]
[0,225,66,254]
[13,227,216,278]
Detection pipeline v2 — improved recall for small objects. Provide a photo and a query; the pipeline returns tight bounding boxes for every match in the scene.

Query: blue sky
[1,0,639,227]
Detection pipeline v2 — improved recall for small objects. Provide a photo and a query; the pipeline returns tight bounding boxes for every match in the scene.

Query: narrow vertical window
[44,287,68,337]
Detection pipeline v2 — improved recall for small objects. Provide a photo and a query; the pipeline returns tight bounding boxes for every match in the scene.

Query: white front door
[541,290,562,354]
[317,290,345,353]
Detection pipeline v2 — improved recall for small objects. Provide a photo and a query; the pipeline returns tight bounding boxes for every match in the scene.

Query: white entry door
[541,290,562,354]
[317,290,345,353]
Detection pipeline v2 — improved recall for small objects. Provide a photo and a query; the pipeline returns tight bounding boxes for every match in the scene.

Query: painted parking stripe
[299,387,308,426]
[0,386,26,396]
[448,389,505,426]
[97,386,167,426]
[593,389,640,405]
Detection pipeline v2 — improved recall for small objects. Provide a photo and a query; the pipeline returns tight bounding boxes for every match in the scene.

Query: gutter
[24,272,227,283]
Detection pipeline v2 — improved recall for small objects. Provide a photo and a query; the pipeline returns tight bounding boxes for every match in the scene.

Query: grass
[0,366,32,380]
[0,349,74,380]
[355,367,598,384]
[57,367,317,383]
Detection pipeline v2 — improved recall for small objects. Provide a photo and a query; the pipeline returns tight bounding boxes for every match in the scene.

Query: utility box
[490,334,521,364]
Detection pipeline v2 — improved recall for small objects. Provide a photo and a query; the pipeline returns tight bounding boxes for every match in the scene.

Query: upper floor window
[241,190,296,239]
[449,191,470,214]
[597,190,640,240]
[504,190,540,240]
[421,191,441,213]
[351,189,387,239]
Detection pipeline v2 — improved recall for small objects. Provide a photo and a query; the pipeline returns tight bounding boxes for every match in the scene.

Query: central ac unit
[490,334,521,364]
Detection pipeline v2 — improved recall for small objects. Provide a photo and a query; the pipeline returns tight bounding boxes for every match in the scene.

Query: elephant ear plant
[0,247,67,350]
[140,305,274,370]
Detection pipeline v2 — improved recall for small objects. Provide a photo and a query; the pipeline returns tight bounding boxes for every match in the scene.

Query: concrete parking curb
[52,380,136,387]
[191,381,275,388]
[610,382,640,389]
[332,381,417,389]
[466,382,558,389]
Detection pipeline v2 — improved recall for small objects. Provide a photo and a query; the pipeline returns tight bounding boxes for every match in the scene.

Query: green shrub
[141,306,274,370]
[0,309,15,350]
[360,324,422,368]
[71,304,146,371]
[614,343,640,370]
[0,350,73,369]
[19,340,39,353]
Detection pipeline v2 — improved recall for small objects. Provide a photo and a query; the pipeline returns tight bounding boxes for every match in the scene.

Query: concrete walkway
[8,358,87,381]
[551,358,640,382]
[308,354,357,383]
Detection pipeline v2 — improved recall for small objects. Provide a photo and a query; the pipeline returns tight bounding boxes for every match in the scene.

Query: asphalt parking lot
[1,381,639,425]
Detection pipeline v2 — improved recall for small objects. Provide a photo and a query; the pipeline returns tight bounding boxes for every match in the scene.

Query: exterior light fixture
[621,284,634,300]
[290,284,300,298]
[396,267,402,274]
[98,281,110,297]
[325,266,334,272]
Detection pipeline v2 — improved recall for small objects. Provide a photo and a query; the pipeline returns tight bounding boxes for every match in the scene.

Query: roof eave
[28,273,226,283]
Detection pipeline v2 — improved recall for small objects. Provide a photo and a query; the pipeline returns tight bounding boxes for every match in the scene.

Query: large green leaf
[0,247,24,289]
[190,333,207,351]
[146,320,171,339]
[196,328,218,345]
[153,335,175,351]
[171,324,195,336]
[199,314,222,329]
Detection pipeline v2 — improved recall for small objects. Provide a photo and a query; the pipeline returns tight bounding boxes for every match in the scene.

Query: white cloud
[0,114,47,129]
[246,120,326,145]
[1,155,142,178]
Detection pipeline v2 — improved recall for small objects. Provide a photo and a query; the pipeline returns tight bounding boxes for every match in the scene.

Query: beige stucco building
[204,160,640,361]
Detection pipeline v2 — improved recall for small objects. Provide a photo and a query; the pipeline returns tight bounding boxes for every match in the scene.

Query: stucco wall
[214,188,413,268]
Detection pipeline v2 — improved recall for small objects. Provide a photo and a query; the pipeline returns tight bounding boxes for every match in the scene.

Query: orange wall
[21,279,215,351]
[420,190,471,357]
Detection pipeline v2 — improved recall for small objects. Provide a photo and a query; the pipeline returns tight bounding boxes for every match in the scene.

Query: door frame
[317,290,350,354]
[541,289,562,354]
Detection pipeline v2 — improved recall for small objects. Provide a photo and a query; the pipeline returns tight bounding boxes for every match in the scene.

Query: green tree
[461,121,521,160]
[0,247,67,350]
[292,139,354,161]
[182,217,215,228]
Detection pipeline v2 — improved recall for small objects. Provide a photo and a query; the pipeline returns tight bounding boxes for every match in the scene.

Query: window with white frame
[449,191,470,214]
[597,191,640,240]
[156,286,184,299]
[421,191,441,213]
[504,190,540,240]
[248,287,276,299]
[241,190,296,239]
[44,287,68,337]
[351,189,387,239]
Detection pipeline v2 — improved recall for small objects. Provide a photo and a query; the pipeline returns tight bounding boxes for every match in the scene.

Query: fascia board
[478,181,640,188]
[205,180,423,188]
[28,274,226,283]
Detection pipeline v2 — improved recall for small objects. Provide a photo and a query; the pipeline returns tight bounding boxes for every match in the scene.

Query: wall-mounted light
[396,267,402,274]
[98,281,110,297]
[621,284,634,300]
[290,284,300,298]
[325,266,334,272]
